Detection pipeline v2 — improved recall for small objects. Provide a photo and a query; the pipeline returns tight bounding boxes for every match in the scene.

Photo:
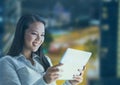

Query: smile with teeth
[33,42,40,47]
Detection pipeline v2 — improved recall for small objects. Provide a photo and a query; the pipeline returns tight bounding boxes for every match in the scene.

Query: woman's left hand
[69,72,83,85]
[69,67,85,85]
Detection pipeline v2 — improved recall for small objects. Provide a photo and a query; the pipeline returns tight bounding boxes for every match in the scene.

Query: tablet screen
[58,48,92,80]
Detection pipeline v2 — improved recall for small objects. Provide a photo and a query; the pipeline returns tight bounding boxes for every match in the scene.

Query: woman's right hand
[43,64,63,84]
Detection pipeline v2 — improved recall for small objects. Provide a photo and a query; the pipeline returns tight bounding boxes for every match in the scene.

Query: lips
[33,42,40,47]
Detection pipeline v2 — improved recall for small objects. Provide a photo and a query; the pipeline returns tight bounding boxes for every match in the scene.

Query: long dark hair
[7,14,50,71]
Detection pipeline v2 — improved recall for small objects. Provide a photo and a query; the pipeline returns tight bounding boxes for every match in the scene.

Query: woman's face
[23,21,45,52]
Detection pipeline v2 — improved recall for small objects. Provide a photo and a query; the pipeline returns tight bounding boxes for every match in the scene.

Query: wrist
[43,75,50,84]
[69,80,78,85]
[69,80,73,85]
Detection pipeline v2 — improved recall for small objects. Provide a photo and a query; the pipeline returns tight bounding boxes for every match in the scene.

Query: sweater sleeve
[33,77,56,85]
[0,58,21,85]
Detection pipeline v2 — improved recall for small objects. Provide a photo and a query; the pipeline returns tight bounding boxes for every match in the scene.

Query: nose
[35,35,40,41]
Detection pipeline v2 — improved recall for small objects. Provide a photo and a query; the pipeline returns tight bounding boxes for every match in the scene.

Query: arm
[0,58,21,85]
[33,77,56,85]
[45,56,71,85]
[0,58,50,85]
[63,68,85,85]
[32,56,56,85]
[45,56,83,85]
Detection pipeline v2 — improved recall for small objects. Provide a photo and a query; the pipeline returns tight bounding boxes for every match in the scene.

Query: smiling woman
[23,22,45,54]
[0,14,85,85]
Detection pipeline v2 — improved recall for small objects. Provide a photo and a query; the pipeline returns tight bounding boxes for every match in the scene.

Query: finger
[74,78,83,82]
[78,69,82,72]
[79,71,84,76]
[51,73,61,80]
[52,67,60,72]
[73,75,83,80]
[83,66,86,70]
[73,76,83,82]
[50,71,61,76]
[53,63,63,68]
[52,73,59,77]
[76,78,83,83]
[47,72,59,78]
[73,75,82,78]
[48,66,61,73]
[77,69,84,76]
[52,64,63,71]
[53,76,60,80]
[78,66,86,71]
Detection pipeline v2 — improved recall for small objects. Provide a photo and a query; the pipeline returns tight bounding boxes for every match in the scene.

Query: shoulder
[0,55,20,68]
[0,55,13,63]
[0,55,16,69]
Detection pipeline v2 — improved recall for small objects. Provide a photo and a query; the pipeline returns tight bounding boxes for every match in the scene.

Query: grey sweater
[0,54,71,85]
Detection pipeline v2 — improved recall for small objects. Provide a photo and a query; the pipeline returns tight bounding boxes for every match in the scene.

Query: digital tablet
[58,48,92,80]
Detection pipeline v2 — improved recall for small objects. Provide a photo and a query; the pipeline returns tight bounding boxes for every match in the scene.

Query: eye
[41,34,45,36]
[31,32,37,35]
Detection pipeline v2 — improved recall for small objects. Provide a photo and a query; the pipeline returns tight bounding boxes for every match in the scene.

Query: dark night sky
[22,0,100,19]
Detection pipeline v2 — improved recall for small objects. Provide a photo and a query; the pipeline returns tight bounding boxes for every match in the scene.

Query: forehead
[27,22,45,33]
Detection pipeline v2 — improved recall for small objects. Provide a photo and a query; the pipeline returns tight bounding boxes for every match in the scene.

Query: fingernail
[83,66,85,70]
[79,73,82,75]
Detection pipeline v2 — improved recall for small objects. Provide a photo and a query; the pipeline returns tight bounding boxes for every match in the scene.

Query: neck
[21,48,32,59]
[22,48,35,65]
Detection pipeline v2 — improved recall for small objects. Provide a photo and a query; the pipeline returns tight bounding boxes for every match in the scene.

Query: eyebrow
[29,29,45,34]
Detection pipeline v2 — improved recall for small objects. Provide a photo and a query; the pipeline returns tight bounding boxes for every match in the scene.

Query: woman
[0,14,84,85]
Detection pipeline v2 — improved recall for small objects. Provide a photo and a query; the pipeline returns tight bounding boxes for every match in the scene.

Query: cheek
[24,35,35,44]
[41,37,45,43]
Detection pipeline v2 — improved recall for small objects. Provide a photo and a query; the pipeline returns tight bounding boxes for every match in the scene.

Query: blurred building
[0,1,4,56]
[1,0,101,55]
[89,0,120,85]
[118,0,120,78]
[1,0,21,55]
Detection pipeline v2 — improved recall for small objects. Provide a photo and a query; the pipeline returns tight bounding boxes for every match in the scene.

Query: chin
[32,48,39,52]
